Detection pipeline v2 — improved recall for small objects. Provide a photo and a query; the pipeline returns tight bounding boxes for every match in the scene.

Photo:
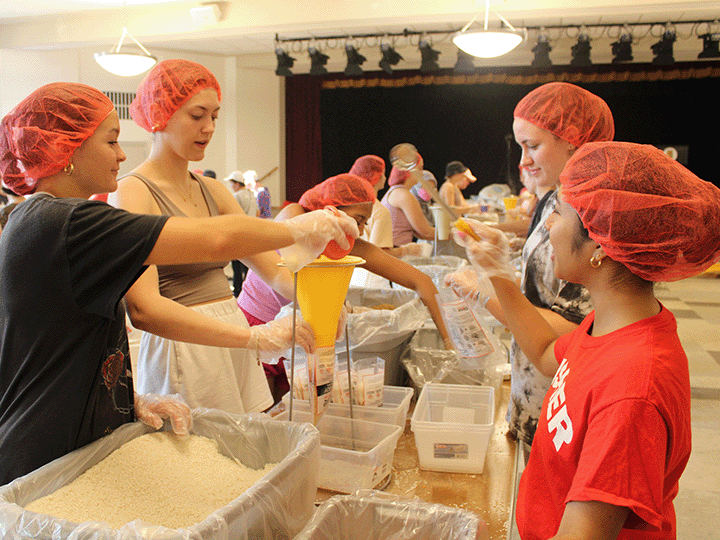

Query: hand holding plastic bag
[279,207,359,273]
[444,267,495,311]
[248,312,316,361]
[452,219,516,283]
[134,392,192,435]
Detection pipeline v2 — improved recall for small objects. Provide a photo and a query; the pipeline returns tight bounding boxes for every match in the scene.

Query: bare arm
[351,238,453,348]
[389,188,435,241]
[551,501,630,540]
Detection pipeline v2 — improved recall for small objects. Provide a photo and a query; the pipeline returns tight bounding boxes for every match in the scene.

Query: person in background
[410,170,437,226]
[0,202,18,237]
[349,154,424,258]
[225,170,260,296]
[439,160,480,215]
[445,82,614,450]
[380,156,435,246]
[493,165,538,238]
[0,82,352,485]
[454,141,720,540]
[239,173,454,402]
[202,169,216,179]
[109,59,357,416]
[245,170,272,218]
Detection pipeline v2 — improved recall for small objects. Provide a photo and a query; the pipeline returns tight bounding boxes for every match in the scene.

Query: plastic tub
[411,383,494,474]
[293,491,486,540]
[274,411,402,494]
[282,385,414,429]
[0,409,319,540]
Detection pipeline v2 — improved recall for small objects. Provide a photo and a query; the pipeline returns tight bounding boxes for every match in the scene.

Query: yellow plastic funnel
[295,255,365,347]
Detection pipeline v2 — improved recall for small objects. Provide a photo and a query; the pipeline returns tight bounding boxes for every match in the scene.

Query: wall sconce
[309,46,330,75]
[419,38,441,72]
[379,43,403,74]
[611,25,634,63]
[652,24,676,65]
[531,29,552,67]
[570,26,592,66]
[344,44,366,76]
[275,46,295,76]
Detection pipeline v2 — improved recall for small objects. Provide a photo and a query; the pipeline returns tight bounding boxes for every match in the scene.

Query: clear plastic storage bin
[282,385,413,428]
[274,411,402,494]
[411,383,494,474]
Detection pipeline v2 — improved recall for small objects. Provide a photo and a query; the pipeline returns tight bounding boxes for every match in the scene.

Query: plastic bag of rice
[25,432,276,530]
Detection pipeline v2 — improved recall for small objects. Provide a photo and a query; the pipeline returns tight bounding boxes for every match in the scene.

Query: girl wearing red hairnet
[238,173,453,400]
[349,154,425,258]
[109,59,357,416]
[446,82,614,450]
[453,141,720,539]
[0,82,354,485]
[380,154,436,246]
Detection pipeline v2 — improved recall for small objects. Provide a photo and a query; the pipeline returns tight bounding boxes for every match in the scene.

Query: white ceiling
[0,0,717,58]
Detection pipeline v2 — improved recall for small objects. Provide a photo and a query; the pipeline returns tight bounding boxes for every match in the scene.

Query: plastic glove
[399,242,425,257]
[444,267,496,312]
[134,392,192,436]
[279,207,360,273]
[248,312,316,361]
[451,219,516,283]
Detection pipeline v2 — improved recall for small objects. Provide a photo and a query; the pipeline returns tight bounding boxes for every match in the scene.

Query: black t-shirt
[0,194,168,484]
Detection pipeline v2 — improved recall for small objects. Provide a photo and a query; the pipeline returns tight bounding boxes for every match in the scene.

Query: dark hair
[203,169,216,179]
[445,161,468,178]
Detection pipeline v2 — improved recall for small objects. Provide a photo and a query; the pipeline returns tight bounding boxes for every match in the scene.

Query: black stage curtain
[284,61,720,202]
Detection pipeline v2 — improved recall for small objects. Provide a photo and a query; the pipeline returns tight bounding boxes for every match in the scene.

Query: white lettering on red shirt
[547,357,573,451]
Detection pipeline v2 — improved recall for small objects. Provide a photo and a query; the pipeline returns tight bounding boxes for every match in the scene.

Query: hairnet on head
[299,173,375,211]
[561,141,720,282]
[0,83,114,195]
[349,155,385,186]
[514,82,614,148]
[388,153,423,186]
[130,59,222,133]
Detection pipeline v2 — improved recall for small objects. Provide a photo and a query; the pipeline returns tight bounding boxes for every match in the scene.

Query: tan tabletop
[316,381,516,539]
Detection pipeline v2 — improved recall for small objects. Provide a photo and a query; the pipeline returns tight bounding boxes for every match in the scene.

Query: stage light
[379,43,403,74]
[570,26,592,66]
[652,24,676,65]
[698,31,720,59]
[275,46,295,76]
[344,44,366,76]
[611,25,634,63]
[454,49,476,72]
[419,38,441,72]
[531,30,552,67]
[309,46,329,75]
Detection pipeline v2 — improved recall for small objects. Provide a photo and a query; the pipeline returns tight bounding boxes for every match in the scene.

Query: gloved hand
[399,242,425,257]
[279,207,360,273]
[134,392,192,436]
[444,267,496,312]
[248,312,316,361]
[452,219,517,283]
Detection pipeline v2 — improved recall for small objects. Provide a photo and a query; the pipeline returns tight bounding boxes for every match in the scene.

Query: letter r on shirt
[548,404,573,451]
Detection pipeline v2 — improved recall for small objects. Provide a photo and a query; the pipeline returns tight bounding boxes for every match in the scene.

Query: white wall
[0,46,284,204]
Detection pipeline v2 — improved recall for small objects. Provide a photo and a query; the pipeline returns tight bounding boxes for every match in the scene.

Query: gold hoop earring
[63,163,74,176]
[590,255,602,268]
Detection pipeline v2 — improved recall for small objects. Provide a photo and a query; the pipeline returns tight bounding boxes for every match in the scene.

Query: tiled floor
[656,276,720,540]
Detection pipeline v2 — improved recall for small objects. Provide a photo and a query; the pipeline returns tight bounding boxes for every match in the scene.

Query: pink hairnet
[388,154,424,186]
[514,82,614,147]
[299,173,375,211]
[561,141,720,282]
[130,59,222,132]
[0,83,114,195]
[349,155,385,186]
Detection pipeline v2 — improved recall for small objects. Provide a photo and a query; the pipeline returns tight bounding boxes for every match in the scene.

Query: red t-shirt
[516,306,691,539]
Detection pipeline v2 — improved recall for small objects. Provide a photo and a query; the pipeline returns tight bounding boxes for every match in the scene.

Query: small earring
[590,255,602,268]
[63,163,74,176]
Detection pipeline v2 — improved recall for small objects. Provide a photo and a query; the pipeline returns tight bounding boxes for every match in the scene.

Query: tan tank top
[122,172,231,306]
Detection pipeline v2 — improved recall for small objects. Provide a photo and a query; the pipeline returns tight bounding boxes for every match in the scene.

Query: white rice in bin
[25,432,277,529]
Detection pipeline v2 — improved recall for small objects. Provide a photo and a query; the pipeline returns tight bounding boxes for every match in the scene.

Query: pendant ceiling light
[453,0,524,58]
[95,28,157,77]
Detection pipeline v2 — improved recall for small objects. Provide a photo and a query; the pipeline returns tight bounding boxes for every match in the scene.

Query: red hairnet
[349,155,385,186]
[130,59,222,132]
[387,154,423,186]
[561,141,720,282]
[514,82,614,147]
[299,173,375,211]
[0,83,114,195]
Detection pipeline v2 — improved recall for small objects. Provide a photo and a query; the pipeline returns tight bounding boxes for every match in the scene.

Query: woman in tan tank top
[108,59,338,415]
